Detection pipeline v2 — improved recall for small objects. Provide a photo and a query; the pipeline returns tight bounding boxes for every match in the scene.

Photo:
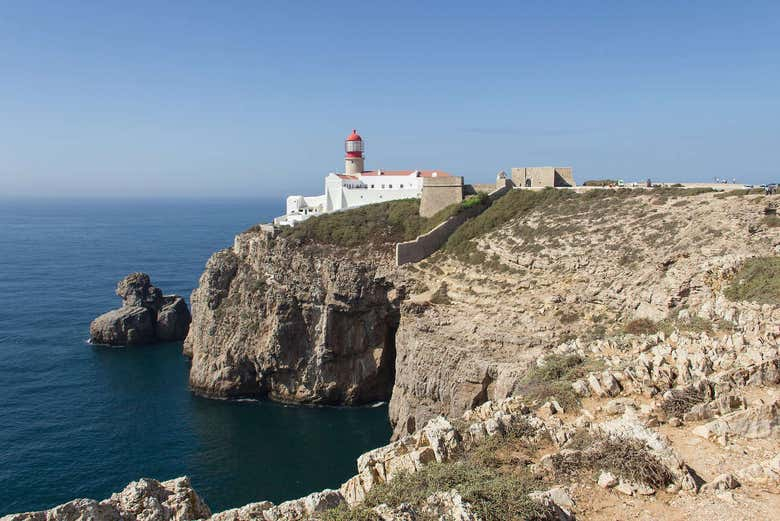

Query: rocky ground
[390,189,780,439]
[15,189,778,520]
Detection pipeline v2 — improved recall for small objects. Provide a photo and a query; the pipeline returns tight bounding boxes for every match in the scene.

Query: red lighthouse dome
[345,129,364,158]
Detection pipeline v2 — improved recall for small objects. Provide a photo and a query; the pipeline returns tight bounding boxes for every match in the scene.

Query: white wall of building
[277,172,428,226]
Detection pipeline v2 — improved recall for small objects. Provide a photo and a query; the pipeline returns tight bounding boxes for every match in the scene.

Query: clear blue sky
[1,1,778,198]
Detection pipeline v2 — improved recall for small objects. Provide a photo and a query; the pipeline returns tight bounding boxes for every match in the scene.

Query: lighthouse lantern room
[344,129,365,175]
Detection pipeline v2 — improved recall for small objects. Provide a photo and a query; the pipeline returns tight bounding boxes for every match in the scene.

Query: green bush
[583,179,619,186]
[763,215,780,228]
[724,256,780,304]
[518,354,602,410]
[461,191,491,210]
[361,461,545,521]
[278,199,460,248]
[714,188,764,198]
[445,189,571,262]
[277,194,492,249]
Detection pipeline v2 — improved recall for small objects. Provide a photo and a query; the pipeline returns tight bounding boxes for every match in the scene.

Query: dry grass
[724,256,780,305]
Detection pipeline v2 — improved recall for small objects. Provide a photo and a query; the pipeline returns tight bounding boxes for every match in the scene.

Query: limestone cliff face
[184,230,400,404]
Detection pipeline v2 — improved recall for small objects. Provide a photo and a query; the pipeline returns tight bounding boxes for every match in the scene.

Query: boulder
[89,273,191,346]
[89,306,156,346]
[156,296,192,341]
[117,272,163,310]
[693,401,780,444]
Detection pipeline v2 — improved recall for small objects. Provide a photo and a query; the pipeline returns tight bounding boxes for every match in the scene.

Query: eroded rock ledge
[1,477,210,521]
[184,230,400,404]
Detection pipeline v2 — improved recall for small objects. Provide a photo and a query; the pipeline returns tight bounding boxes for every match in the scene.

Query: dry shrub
[557,431,674,489]
[660,387,709,418]
[623,318,659,335]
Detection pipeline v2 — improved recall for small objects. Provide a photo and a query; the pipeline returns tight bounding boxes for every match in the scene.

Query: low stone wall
[396,210,473,266]
[396,185,510,266]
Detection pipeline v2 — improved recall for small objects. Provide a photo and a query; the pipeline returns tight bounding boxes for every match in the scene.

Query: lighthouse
[344,129,364,176]
[274,129,458,226]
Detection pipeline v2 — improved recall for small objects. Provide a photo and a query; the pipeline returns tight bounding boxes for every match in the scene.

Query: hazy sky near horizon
[1,1,778,198]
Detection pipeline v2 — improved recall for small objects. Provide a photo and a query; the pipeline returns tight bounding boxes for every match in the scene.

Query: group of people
[765,184,777,196]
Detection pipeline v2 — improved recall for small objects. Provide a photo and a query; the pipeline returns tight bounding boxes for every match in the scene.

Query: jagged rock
[342,416,461,507]
[208,501,274,521]
[90,305,156,346]
[1,477,210,521]
[263,490,343,520]
[598,471,618,488]
[422,490,480,521]
[90,273,191,346]
[668,417,683,427]
[529,486,575,520]
[702,473,741,493]
[614,480,654,496]
[693,401,780,444]
[371,503,416,521]
[156,296,192,342]
[734,454,780,484]
[117,272,163,310]
[604,398,635,416]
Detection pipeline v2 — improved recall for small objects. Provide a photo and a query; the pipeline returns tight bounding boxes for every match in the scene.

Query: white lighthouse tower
[344,129,364,175]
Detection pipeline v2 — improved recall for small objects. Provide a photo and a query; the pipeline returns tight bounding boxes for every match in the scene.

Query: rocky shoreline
[9,190,779,520]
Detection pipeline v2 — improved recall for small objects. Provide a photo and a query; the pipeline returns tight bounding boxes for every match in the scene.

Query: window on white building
[389,184,393,188]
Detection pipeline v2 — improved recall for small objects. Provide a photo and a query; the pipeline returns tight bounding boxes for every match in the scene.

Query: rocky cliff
[184,230,400,403]
[185,190,779,438]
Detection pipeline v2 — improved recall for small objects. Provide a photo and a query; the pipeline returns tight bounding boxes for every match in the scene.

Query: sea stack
[90,273,191,346]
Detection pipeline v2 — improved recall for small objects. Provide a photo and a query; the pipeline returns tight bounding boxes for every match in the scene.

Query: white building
[274,130,451,226]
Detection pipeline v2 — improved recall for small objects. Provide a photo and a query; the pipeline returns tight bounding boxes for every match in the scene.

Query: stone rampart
[396,185,509,266]
[419,176,464,218]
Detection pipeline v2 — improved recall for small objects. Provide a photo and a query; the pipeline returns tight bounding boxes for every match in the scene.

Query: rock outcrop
[1,477,210,521]
[90,273,191,346]
[184,231,400,403]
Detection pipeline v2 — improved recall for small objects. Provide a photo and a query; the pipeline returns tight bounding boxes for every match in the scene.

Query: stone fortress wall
[512,167,575,188]
[419,176,465,218]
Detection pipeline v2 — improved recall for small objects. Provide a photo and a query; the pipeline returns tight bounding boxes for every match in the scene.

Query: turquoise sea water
[0,199,391,515]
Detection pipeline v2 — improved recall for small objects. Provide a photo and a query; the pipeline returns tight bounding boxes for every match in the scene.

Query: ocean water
[0,199,391,515]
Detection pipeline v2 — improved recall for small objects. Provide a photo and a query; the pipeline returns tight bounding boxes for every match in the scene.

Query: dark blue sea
[0,198,391,515]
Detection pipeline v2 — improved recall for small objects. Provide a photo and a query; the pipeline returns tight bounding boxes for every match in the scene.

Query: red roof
[360,170,451,178]
[346,129,362,141]
[337,174,359,180]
